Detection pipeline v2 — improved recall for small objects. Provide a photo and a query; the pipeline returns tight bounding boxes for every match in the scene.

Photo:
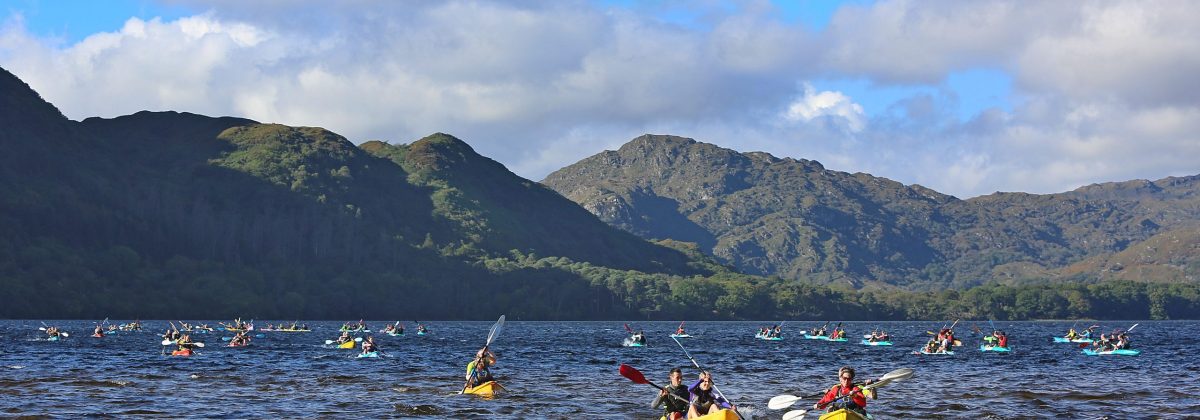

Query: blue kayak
[980,344,1011,352]
[1083,348,1140,356]
[357,352,380,358]
[915,349,954,355]
[862,339,893,346]
[1053,337,1093,343]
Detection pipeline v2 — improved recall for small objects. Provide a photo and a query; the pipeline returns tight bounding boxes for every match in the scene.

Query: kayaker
[336,331,352,345]
[45,326,61,339]
[417,323,428,334]
[229,331,249,347]
[676,325,687,336]
[633,331,646,345]
[1065,328,1079,340]
[813,366,875,416]
[772,325,782,338]
[93,325,104,338]
[995,331,1008,348]
[650,367,690,420]
[465,348,497,388]
[362,336,378,354]
[1116,333,1131,349]
[687,371,733,418]
[396,323,405,335]
[923,338,939,353]
[176,333,194,352]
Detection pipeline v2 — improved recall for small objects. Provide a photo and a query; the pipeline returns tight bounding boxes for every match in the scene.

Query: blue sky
[1,1,1196,198]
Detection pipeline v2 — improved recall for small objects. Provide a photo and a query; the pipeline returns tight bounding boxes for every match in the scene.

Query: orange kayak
[171,348,193,357]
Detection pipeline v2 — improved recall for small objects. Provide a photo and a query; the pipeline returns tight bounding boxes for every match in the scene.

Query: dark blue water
[1,320,1197,418]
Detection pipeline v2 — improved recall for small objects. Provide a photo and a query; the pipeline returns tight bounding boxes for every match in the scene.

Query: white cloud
[783,83,866,133]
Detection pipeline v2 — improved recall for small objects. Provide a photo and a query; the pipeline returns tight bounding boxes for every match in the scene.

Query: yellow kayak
[462,380,503,397]
[337,340,355,349]
[692,409,737,420]
[819,408,869,420]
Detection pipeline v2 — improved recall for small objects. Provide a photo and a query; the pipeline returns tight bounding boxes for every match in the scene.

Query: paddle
[618,364,690,404]
[160,339,205,347]
[38,327,68,338]
[767,368,914,410]
[670,336,743,420]
[782,409,808,420]
[462,315,506,394]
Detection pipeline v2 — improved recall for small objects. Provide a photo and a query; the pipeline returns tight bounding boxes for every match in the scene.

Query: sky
[1,0,1197,198]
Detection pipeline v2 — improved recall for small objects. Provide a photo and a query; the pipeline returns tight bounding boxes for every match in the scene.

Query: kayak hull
[358,352,380,358]
[463,380,502,397]
[1053,337,1093,343]
[1083,349,1140,356]
[819,408,869,420]
[337,341,355,349]
[980,345,1011,352]
[915,350,955,355]
[692,408,737,420]
[669,334,692,338]
[861,340,893,346]
[805,335,847,342]
[171,349,193,357]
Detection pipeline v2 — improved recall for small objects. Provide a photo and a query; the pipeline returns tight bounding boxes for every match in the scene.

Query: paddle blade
[60,332,69,337]
[768,394,802,410]
[618,364,649,384]
[193,342,205,348]
[879,368,914,383]
[324,340,334,345]
[355,337,363,342]
[486,315,506,346]
[161,339,172,346]
[782,409,808,420]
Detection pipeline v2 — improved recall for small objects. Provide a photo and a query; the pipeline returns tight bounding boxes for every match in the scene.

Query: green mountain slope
[542,134,1200,289]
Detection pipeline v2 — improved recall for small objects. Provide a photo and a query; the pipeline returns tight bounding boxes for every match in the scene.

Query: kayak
[462,380,502,397]
[417,331,427,336]
[1083,349,1141,356]
[228,342,249,348]
[805,335,847,342]
[1053,337,1093,343]
[357,351,380,358]
[915,350,955,355]
[171,349,193,357]
[692,408,737,420]
[759,336,783,341]
[46,336,59,342]
[386,332,404,337]
[861,339,893,346]
[819,408,869,420]
[622,337,646,347]
[337,341,355,349]
[669,334,692,338]
[92,334,104,338]
[980,345,1011,352]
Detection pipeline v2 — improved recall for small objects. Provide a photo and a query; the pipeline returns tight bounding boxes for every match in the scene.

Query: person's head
[669,368,682,385]
[838,367,855,384]
[698,371,712,390]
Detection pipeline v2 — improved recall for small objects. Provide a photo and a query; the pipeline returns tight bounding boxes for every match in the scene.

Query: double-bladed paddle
[767,368,914,410]
[160,339,205,347]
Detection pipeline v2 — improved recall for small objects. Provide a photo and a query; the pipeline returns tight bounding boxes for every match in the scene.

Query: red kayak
[171,348,193,357]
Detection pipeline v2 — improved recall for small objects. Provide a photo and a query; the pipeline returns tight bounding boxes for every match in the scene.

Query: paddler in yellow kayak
[465,348,497,389]
[650,367,689,420]
[813,366,876,418]
[688,371,734,418]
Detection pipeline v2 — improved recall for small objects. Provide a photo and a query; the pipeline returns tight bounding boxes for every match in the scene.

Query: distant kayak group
[621,319,1142,359]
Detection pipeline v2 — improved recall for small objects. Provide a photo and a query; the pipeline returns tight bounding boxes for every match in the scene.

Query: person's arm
[651,390,666,409]
[814,387,838,409]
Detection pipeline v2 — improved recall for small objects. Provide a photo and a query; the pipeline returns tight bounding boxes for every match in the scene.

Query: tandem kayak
[462,380,503,397]
[1053,337,1093,343]
[622,338,645,347]
[758,336,784,341]
[818,408,870,420]
[171,349,193,357]
[337,341,355,349]
[357,352,379,358]
[861,339,893,346]
[691,408,738,420]
[1083,348,1141,356]
[980,345,1011,352]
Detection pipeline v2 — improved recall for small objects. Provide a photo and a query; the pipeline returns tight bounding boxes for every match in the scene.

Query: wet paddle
[618,364,689,404]
[670,336,744,420]
[324,337,364,345]
[160,339,205,347]
[781,409,808,420]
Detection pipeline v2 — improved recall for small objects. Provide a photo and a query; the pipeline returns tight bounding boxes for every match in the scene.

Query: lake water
[1,320,1196,418]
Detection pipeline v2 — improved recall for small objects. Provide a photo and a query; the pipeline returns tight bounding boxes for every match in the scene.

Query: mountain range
[543,134,1200,290]
[2,66,1197,320]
